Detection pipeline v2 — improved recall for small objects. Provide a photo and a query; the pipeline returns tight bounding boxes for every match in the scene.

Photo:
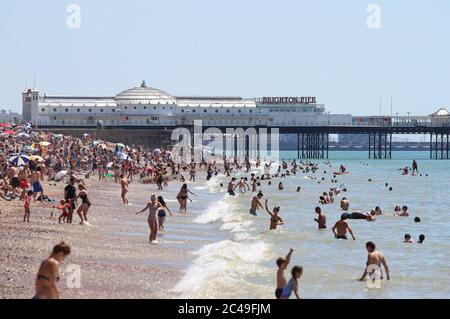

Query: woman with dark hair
[280,265,303,299]
[157,195,172,230]
[76,184,91,224]
[176,183,197,213]
[265,199,284,230]
[33,241,71,299]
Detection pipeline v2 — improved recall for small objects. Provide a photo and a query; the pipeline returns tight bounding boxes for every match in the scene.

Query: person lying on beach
[403,234,414,243]
[280,266,303,299]
[359,241,390,281]
[250,192,264,216]
[314,206,327,229]
[265,199,284,230]
[275,248,294,299]
[332,214,356,240]
[340,197,350,211]
[33,241,71,299]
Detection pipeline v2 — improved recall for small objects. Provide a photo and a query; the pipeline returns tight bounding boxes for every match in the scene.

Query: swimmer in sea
[280,266,303,299]
[359,241,390,281]
[332,214,356,240]
[342,211,376,221]
[412,160,418,175]
[339,164,346,173]
[314,206,326,229]
[395,205,409,217]
[265,199,284,230]
[250,192,264,216]
[417,234,425,244]
[278,182,284,190]
[275,248,293,299]
[340,197,350,211]
[403,234,414,243]
[33,241,71,299]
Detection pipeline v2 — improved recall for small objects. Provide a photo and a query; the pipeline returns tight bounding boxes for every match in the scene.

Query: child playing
[23,190,33,222]
[54,199,70,224]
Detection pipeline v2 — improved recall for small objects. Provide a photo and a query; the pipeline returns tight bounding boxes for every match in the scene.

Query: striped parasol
[9,154,30,166]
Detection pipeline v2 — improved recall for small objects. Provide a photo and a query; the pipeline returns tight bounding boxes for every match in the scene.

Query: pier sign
[261,97,317,104]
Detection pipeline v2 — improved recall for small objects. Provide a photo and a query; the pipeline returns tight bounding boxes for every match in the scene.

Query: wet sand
[0,175,198,299]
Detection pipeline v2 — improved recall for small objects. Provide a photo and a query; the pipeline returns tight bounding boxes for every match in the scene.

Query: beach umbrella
[29,155,44,162]
[93,140,103,146]
[0,123,12,128]
[9,154,30,166]
[3,130,16,135]
[116,143,125,148]
[39,141,51,147]
[23,145,35,153]
[53,134,64,138]
[83,133,91,137]
[153,148,162,154]
[117,152,130,161]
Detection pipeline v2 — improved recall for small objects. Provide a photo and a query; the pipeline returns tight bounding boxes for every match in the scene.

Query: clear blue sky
[1,0,449,115]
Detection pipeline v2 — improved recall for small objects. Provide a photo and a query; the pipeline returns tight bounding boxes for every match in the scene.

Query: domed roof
[430,108,450,116]
[115,81,176,105]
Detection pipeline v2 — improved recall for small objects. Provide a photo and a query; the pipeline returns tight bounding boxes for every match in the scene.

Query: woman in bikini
[76,184,91,224]
[265,199,284,230]
[176,183,197,213]
[33,241,71,299]
[137,194,161,243]
[157,195,172,231]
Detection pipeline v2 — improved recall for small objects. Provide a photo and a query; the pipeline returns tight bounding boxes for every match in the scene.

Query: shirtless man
[314,206,326,229]
[332,214,356,240]
[120,174,130,204]
[250,192,263,216]
[359,241,390,281]
[31,167,44,201]
[340,197,350,211]
[33,242,71,299]
[227,178,237,196]
[7,165,21,197]
[237,177,250,194]
[275,248,294,299]
[251,178,257,193]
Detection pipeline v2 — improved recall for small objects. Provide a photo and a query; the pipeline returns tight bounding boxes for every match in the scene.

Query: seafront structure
[21,81,450,159]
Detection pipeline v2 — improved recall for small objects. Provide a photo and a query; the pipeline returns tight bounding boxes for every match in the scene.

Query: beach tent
[0,123,12,128]
[9,154,30,166]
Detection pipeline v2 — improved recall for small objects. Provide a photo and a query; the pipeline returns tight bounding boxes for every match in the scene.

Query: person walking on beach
[33,241,71,299]
[76,184,91,224]
[137,194,161,243]
[314,206,326,229]
[176,184,197,213]
[358,241,390,282]
[23,190,33,222]
[249,192,264,216]
[332,214,356,240]
[265,199,284,230]
[275,248,293,299]
[64,177,77,224]
[157,195,172,231]
[280,266,303,299]
[120,174,130,204]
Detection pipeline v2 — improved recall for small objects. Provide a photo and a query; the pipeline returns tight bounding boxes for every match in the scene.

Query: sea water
[171,151,450,299]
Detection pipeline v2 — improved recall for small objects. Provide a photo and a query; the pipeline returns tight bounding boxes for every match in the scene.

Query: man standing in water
[340,197,350,211]
[275,248,294,299]
[359,241,390,282]
[314,206,326,229]
[332,214,356,240]
[412,160,418,175]
[249,192,263,216]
